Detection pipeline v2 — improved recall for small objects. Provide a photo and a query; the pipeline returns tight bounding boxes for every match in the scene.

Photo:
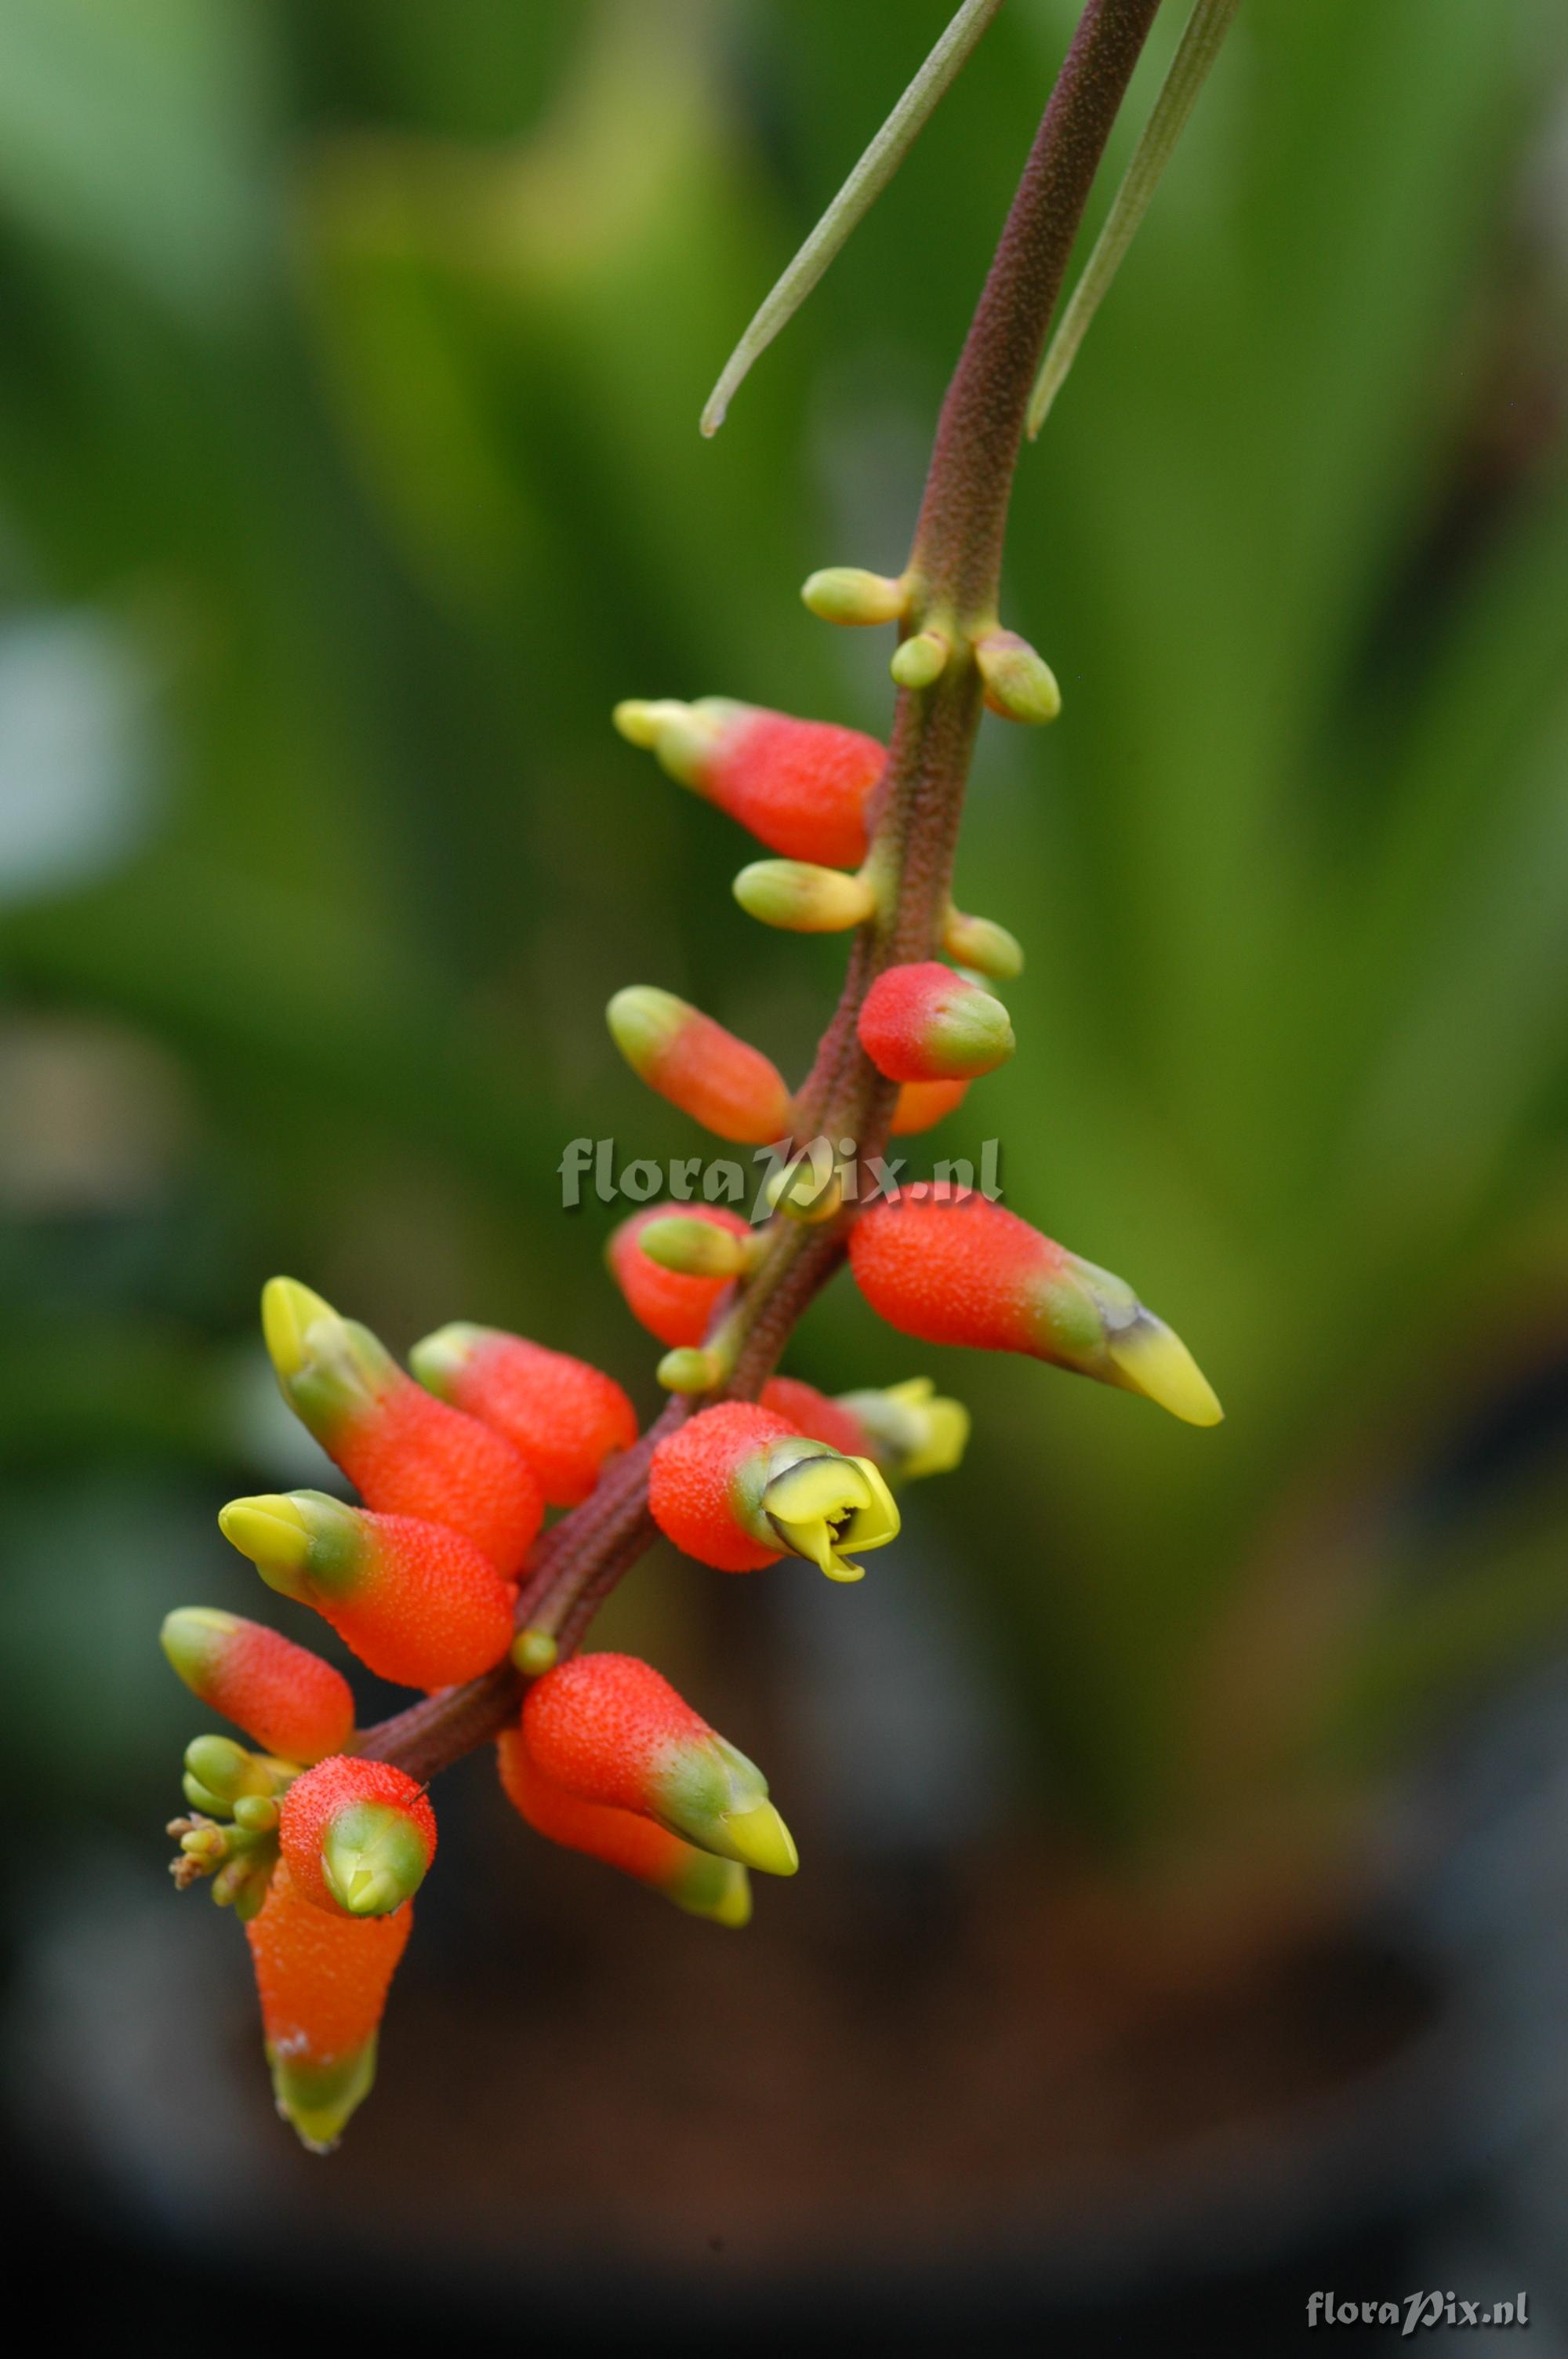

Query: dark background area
[5,2,1568,2346]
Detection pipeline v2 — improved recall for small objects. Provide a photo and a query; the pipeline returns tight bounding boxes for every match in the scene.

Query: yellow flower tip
[762,1448,900,1579]
[606,983,687,1074]
[707,1865,753,1929]
[611,697,689,749]
[890,630,949,689]
[902,1394,971,1480]
[670,1856,753,1927]
[819,1555,867,1586]
[720,1799,799,1878]
[219,1493,314,1573]
[160,1605,236,1688]
[1105,1317,1224,1427]
[408,1321,481,1399]
[834,1377,971,1485]
[260,1277,337,1380]
[269,2037,379,2154]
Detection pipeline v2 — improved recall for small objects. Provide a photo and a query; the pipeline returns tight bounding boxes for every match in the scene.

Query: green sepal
[267,2034,379,2153]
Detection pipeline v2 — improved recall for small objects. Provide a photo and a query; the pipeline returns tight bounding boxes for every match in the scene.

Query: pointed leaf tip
[699,1,1004,433]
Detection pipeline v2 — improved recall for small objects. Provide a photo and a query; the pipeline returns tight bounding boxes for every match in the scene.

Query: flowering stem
[360,0,1166,1782]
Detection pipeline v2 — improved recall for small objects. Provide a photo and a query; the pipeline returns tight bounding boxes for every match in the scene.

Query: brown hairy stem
[361,0,1164,1781]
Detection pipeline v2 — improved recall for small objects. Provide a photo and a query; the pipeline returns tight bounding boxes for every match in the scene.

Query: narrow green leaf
[699,0,1004,437]
[1026,0,1242,438]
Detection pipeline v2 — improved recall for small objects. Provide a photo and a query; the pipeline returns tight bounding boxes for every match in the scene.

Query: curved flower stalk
[160,0,1227,2150]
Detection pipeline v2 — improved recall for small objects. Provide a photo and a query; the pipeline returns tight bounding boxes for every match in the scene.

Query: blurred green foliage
[4,0,1568,1868]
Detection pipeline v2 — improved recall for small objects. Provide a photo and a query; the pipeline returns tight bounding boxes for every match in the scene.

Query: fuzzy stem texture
[361,0,1165,1781]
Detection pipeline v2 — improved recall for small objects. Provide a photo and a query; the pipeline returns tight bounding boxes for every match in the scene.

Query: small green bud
[657,1346,726,1394]
[733,860,876,933]
[942,907,1024,980]
[183,1735,296,1808]
[891,631,950,689]
[973,629,1060,724]
[637,1216,749,1278]
[800,567,907,627]
[763,1151,844,1224]
[231,1867,274,1923]
[512,1628,560,1678]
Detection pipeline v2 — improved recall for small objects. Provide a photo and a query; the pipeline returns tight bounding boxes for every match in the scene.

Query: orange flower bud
[160,1608,354,1765]
[522,1653,796,1873]
[261,1280,543,1576]
[607,987,793,1145]
[245,1857,412,2149]
[279,1756,436,1917]
[858,961,1014,1082]
[411,1325,637,1508]
[614,697,883,867]
[848,1190,1222,1425]
[608,1201,751,1347]
[496,1728,750,1925]
[219,1492,517,1689]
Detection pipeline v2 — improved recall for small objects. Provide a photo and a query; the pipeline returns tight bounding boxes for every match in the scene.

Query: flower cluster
[162,634,1218,2153]
[161,1256,966,2146]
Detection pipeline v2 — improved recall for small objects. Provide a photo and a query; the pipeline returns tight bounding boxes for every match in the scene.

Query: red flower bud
[608,987,793,1145]
[891,1078,970,1136]
[522,1653,796,1873]
[649,1401,900,1580]
[262,1280,543,1576]
[160,1608,354,1765]
[608,1202,750,1347]
[496,1728,750,1925]
[858,961,1014,1082]
[848,1191,1222,1425]
[410,1325,637,1508]
[279,1757,436,1917]
[759,1375,870,1460]
[219,1492,517,1689]
[245,1856,413,2150]
[615,697,883,867]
